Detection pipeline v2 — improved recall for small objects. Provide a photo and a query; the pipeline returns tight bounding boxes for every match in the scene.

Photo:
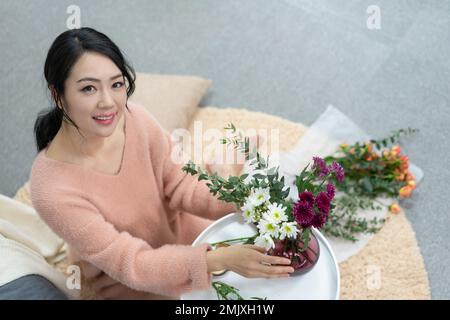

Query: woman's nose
[99,88,115,107]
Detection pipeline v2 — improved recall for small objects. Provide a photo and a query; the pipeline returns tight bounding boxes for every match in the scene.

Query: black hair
[34,27,135,152]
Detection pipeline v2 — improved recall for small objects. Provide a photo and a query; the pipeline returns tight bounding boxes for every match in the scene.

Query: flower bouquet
[320,128,419,241]
[182,123,418,300]
[182,124,345,275]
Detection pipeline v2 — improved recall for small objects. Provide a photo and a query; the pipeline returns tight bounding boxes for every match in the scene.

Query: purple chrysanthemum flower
[299,191,314,206]
[315,191,331,214]
[326,183,335,199]
[312,157,329,177]
[293,200,314,228]
[312,211,328,228]
[330,161,345,182]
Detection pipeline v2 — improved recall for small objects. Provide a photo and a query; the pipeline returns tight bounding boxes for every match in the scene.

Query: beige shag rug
[13,106,430,299]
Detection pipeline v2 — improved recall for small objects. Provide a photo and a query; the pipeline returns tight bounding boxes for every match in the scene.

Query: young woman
[30,27,294,300]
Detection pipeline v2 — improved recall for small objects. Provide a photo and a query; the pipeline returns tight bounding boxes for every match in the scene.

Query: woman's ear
[49,85,58,107]
[49,85,64,110]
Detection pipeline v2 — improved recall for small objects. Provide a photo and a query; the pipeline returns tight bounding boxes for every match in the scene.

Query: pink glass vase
[268,232,320,275]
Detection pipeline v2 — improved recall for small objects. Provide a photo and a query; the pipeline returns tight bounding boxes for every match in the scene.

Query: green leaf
[361,177,373,193]
[253,174,266,180]
[228,176,240,185]
[239,173,249,180]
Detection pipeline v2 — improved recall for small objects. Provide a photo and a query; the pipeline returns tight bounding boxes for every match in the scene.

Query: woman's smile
[92,111,117,125]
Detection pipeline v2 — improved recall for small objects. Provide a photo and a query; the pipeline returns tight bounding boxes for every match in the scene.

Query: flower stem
[305,245,319,259]
[299,249,314,264]
[318,172,333,188]
[210,235,258,247]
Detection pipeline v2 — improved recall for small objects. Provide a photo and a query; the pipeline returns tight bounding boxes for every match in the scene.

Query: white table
[181,213,340,300]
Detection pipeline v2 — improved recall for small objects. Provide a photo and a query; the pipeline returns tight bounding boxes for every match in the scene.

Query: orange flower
[399,186,413,198]
[406,172,415,181]
[366,151,378,160]
[365,141,373,152]
[383,150,390,158]
[389,203,401,214]
[400,155,409,163]
[391,145,401,156]
[365,155,373,161]
[396,173,405,181]
[340,143,349,149]
[407,180,416,189]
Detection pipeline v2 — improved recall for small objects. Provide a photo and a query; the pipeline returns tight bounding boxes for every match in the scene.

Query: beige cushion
[129,72,212,132]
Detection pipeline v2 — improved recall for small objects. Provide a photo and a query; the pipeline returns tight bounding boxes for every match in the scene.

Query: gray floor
[1,0,449,299]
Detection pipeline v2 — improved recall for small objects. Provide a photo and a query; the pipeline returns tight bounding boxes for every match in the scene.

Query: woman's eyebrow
[77,74,123,83]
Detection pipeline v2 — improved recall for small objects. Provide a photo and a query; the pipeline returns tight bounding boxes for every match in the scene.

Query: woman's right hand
[207,244,294,278]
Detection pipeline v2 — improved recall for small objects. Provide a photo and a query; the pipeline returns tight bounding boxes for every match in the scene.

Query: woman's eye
[113,82,124,89]
[81,85,95,93]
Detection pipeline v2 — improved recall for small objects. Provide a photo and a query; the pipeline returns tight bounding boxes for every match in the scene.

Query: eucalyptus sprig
[220,123,250,159]
[183,160,251,208]
[369,127,418,151]
[182,123,290,209]
[212,281,266,300]
[322,195,385,242]
[220,122,271,169]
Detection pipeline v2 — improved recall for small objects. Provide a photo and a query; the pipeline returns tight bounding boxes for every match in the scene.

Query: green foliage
[182,125,289,209]
[184,123,418,246]
[370,127,418,151]
[322,195,385,242]
[321,127,418,240]
[185,123,418,300]
[212,281,266,300]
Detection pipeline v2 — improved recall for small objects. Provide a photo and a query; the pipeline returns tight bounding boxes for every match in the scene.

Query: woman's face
[60,52,127,139]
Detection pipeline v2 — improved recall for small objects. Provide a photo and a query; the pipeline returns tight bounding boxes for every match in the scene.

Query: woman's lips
[93,112,117,125]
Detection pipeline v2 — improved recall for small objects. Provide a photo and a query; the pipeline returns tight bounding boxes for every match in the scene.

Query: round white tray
[181,213,340,300]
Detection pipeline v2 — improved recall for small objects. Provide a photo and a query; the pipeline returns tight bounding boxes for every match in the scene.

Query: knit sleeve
[32,190,213,298]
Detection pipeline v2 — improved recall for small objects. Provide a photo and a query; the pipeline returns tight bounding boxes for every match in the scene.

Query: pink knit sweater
[29,101,236,299]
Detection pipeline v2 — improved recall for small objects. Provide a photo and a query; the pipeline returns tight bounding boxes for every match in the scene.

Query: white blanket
[0,194,76,298]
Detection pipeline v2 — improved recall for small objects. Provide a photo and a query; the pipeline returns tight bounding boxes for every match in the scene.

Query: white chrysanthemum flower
[257,219,280,238]
[240,200,256,224]
[279,222,299,240]
[249,187,271,207]
[263,203,288,224]
[254,233,275,251]
[242,209,254,224]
